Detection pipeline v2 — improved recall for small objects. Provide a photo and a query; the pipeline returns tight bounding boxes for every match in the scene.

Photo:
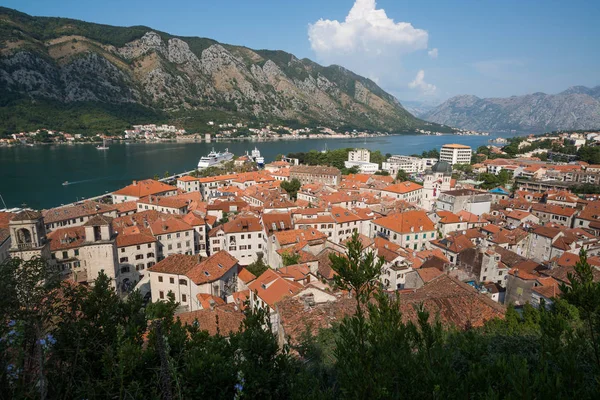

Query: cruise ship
[197,148,234,169]
[251,147,265,167]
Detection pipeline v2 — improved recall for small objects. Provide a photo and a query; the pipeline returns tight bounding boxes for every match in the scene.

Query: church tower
[9,210,51,261]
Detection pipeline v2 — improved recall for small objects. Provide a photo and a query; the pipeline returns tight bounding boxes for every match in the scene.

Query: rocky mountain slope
[421,86,600,132]
[0,7,441,134]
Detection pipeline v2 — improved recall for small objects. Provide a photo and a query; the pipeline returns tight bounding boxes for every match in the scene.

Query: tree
[274,154,284,161]
[246,254,269,277]
[395,169,409,182]
[281,251,301,267]
[163,171,170,179]
[280,178,301,200]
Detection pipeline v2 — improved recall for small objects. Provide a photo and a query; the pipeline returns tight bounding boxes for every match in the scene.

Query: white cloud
[308,0,429,87]
[428,48,438,59]
[408,70,436,95]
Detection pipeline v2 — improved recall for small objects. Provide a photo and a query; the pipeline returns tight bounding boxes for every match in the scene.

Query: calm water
[0,133,523,209]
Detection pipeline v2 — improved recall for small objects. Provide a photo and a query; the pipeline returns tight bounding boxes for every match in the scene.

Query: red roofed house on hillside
[268,229,328,268]
[248,268,304,329]
[381,181,423,206]
[176,175,200,193]
[112,179,178,204]
[148,251,239,312]
[371,210,436,250]
[208,215,264,265]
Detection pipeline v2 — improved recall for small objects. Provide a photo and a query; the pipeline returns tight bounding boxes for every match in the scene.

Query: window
[169,277,175,284]
[258,244,262,249]
[148,243,152,248]
[159,291,164,299]
[158,276,163,283]
[176,233,180,238]
[186,241,190,247]
[135,254,143,260]
[185,231,189,237]
[431,233,435,238]
[182,294,187,303]
[147,262,155,268]
[406,235,410,241]
[248,234,252,239]
[248,245,252,250]
[147,252,154,258]
[167,234,171,239]
[177,243,181,249]
[136,264,144,271]
[414,235,418,240]
[179,279,187,286]
[423,234,426,239]
[120,248,125,253]
[136,245,141,250]
[121,266,130,273]
[241,234,245,239]
[258,233,262,238]
[168,244,172,250]
[62,251,68,259]
[120,257,128,263]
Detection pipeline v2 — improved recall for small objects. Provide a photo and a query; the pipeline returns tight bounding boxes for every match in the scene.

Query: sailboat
[97,137,109,150]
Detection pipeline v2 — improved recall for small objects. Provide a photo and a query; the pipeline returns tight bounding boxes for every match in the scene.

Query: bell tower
[9,210,51,261]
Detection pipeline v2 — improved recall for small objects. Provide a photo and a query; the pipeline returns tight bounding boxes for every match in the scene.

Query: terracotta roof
[47,226,86,251]
[186,251,239,285]
[417,267,444,282]
[42,201,114,224]
[116,232,156,248]
[195,293,225,309]
[430,235,475,254]
[221,216,262,234]
[382,181,423,195]
[177,175,199,182]
[331,207,364,223]
[150,216,193,235]
[83,214,113,226]
[0,211,16,229]
[176,304,244,336]
[248,269,303,308]
[238,268,257,284]
[148,254,199,276]
[531,203,577,217]
[12,210,41,221]
[373,210,435,234]
[399,275,505,328]
[113,179,176,198]
[274,229,327,246]
[290,165,341,176]
[436,210,462,224]
[110,201,138,214]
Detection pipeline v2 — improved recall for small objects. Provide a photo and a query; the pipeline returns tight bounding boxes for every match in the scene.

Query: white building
[382,155,436,175]
[348,148,370,163]
[344,160,379,174]
[422,161,453,211]
[208,215,264,265]
[148,251,239,311]
[440,144,472,165]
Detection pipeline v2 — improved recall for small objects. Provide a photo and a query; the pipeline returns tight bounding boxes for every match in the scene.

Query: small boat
[62,181,69,186]
[97,138,109,150]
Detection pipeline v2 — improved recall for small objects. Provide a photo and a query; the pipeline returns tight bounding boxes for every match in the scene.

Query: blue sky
[4,0,599,102]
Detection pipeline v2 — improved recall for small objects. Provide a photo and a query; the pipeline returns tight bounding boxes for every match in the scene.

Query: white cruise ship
[197,148,234,169]
[251,147,265,166]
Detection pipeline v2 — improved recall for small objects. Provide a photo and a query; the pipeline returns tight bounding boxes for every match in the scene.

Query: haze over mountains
[0,7,448,134]
[421,86,600,132]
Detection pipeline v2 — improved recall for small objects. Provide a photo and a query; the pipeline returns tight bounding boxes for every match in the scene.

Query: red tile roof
[382,181,423,195]
[113,179,176,198]
[373,210,435,234]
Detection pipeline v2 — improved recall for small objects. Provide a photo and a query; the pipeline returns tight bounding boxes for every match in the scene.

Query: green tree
[395,169,409,182]
[163,171,170,179]
[246,254,269,277]
[280,178,302,200]
[281,251,301,267]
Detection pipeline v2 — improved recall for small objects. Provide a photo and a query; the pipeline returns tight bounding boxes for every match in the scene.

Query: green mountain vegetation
[1,235,599,398]
[0,7,451,136]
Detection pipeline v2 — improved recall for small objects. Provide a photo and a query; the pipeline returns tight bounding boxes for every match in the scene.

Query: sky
[4,0,599,103]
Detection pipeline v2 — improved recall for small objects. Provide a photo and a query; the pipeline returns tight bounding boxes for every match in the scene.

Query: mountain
[0,7,442,135]
[399,100,441,118]
[421,86,600,132]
